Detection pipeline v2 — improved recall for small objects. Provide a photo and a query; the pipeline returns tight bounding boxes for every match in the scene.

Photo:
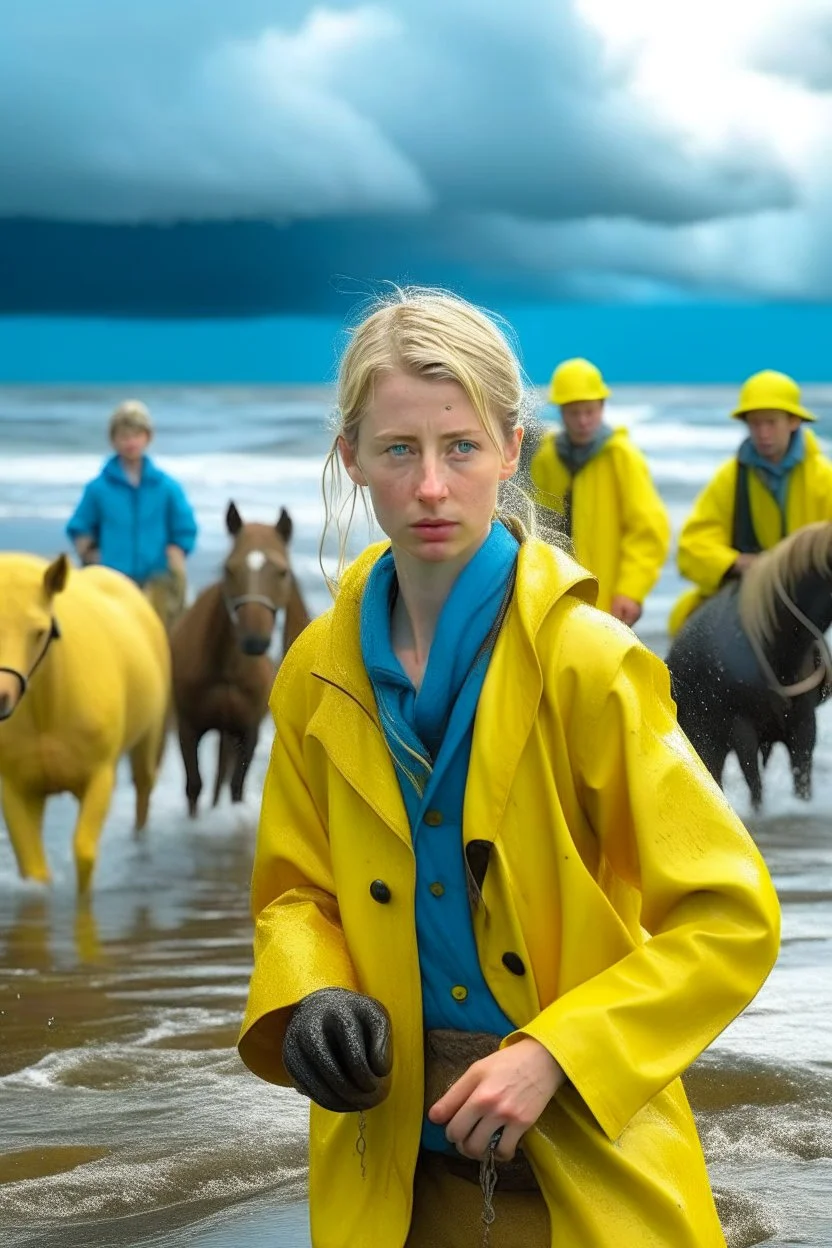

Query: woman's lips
[411,521,458,541]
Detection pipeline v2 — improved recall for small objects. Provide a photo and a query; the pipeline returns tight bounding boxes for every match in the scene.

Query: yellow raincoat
[238,539,780,1248]
[529,427,670,613]
[670,427,832,634]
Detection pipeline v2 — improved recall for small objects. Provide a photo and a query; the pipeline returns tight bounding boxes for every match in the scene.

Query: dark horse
[170,502,310,816]
[667,522,832,809]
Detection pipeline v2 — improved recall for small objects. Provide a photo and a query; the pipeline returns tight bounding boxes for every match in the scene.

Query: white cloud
[752,0,832,92]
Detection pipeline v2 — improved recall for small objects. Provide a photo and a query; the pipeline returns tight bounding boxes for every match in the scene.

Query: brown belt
[422,1028,541,1194]
[420,1146,540,1192]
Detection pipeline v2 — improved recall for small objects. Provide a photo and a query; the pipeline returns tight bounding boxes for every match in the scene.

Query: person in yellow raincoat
[238,290,780,1248]
[670,369,832,636]
[528,358,670,625]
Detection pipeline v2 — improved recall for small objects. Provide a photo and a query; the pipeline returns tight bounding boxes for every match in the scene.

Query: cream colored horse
[0,553,170,892]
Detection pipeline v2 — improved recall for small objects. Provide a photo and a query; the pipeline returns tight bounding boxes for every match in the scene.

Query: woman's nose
[416,457,448,499]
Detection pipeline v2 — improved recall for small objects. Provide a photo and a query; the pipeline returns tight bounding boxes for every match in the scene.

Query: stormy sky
[2,0,831,316]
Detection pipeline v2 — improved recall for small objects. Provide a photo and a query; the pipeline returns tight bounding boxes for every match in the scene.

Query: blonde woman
[238,289,780,1248]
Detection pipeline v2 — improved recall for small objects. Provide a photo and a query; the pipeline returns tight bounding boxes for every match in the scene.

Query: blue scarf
[360,521,520,795]
[738,426,805,511]
[554,421,613,476]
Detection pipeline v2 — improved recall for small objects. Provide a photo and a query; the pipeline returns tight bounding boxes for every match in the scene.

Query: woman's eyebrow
[371,428,482,442]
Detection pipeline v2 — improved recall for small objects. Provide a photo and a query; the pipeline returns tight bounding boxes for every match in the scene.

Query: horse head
[222,502,309,657]
[738,521,832,698]
[0,554,66,721]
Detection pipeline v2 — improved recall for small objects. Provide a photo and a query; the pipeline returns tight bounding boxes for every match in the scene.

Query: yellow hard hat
[549,357,610,406]
[730,370,815,422]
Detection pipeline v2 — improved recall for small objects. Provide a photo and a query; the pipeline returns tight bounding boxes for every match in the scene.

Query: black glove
[282,988,393,1113]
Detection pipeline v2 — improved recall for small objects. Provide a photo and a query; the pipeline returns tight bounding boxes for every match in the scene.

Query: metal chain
[478,1133,501,1247]
[356,1110,368,1180]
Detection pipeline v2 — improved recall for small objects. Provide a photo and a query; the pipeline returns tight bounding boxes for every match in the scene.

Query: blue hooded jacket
[66,454,198,585]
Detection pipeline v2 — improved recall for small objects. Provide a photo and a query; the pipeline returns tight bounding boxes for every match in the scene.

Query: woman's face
[339,370,522,566]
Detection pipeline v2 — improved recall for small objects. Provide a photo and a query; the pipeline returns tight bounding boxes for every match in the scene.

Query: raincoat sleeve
[65,481,101,543]
[237,644,360,1086]
[164,479,198,555]
[676,459,741,593]
[613,443,671,603]
[515,627,781,1142]
[815,455,832,518]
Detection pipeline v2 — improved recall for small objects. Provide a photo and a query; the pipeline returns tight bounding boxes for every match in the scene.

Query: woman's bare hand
[428,1036,565,1162]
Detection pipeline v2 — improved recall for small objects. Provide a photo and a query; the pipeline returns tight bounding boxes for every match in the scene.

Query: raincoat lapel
[464,542,597,853]
[308,543,412,849]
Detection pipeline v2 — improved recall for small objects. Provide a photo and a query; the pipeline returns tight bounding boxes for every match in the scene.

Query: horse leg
[731,719,763,811]
[73,764,117,893]
[178,720,203,818]
[230,726,259,804]
[786,708,817,801]
[212,732,234,807]
[1,782,49,882]
[130,721,164,833]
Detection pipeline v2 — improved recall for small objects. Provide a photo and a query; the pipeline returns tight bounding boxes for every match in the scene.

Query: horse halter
[223,591,281,624]
[0,617,61,696]
[745,571,832,700]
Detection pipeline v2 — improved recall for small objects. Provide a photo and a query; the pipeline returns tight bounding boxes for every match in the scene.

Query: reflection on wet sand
[0,1146,110,1185]
[1,745,831,1247]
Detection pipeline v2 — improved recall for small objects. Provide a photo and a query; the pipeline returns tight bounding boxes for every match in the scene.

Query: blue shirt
[66,454,198,585]
[360,522,519,1152]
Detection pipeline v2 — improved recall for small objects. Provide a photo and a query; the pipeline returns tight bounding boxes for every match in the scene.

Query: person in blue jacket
[66,400,198,630]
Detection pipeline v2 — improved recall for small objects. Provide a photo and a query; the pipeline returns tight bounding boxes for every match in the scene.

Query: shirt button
[369,879,392,904]
[424,810,443,827]
[451,985,468,1002]
[429,881,445,897]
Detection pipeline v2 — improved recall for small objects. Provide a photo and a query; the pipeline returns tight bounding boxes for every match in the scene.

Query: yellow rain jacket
[238,539,780,1248]
[529,427,670,613]
[671,428,832,634]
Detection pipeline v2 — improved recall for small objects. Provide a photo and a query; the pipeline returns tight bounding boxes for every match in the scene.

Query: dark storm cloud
[0,0,793,226]
[1,0,822,313]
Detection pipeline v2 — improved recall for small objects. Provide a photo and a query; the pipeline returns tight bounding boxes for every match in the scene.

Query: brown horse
[170,502,310,816]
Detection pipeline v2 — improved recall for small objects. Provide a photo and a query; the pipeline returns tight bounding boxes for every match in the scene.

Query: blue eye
[387,444,411,457]
[455,440,477,454]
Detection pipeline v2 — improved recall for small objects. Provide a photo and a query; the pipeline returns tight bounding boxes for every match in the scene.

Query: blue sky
[1,0,831,382]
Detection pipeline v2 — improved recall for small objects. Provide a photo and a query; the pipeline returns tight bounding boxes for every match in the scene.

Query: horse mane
[738,522,832,648]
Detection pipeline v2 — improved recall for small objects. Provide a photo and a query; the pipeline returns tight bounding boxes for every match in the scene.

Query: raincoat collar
[308,538,596,850]
[101,453,164,488]
[311,534,597,713]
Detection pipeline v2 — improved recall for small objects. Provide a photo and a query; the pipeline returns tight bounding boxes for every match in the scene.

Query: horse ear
[44,554,69,598]
[226,502,243,535]
[276,508,293,543]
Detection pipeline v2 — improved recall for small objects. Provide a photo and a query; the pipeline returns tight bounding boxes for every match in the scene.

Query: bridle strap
[744,572,832,699]
[0,617,61,696]
[224,593,279,624]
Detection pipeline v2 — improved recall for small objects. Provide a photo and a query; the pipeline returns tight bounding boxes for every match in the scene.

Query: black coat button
[369,879,392,904]
[502,952,526,976]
